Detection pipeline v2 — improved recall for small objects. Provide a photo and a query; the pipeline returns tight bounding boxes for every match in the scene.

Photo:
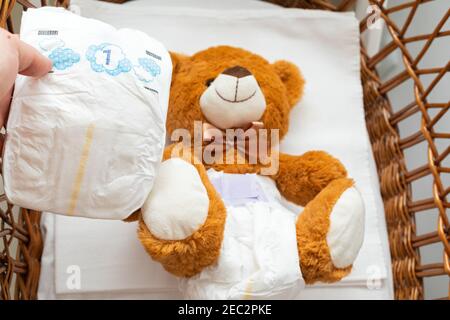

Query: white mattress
[37,0,394,299]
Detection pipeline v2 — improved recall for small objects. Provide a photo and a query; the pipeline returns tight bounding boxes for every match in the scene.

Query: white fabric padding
[142,158,209,240]
[200,74,266,129]
[327,187,365,268]
[3,7,172,219]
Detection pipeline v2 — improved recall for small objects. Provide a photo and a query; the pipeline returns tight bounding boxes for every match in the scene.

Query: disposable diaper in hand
[2,7,172,219]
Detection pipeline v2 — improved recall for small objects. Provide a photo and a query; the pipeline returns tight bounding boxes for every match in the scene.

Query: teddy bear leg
[296,178,365,284]
[138,157,226,277]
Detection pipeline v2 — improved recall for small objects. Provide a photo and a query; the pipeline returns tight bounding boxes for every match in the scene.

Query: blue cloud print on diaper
[38,37,80,71]
[133,58,161,82]
[133,58,161,83]
[48,47,81,71]
[86,43,132,76]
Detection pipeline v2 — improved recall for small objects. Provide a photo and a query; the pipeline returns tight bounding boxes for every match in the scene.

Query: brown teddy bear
[128,46,365,299]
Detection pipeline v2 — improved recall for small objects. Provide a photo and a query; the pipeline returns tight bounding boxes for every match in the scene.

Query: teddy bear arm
[137,143,227,277]
[275,151,347,207]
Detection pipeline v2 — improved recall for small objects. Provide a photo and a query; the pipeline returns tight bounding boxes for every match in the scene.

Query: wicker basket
[0,0,448,300]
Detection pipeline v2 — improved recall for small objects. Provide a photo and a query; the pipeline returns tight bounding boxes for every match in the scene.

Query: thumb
[15,35,52,77]
[0,133,4,154]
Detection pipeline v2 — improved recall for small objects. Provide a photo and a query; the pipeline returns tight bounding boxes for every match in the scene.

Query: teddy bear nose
[213,65,258,103]
[222,66,252,78]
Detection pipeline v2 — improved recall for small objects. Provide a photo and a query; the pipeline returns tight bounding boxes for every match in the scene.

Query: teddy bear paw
[141,158,210,240]
[326,186,365,268]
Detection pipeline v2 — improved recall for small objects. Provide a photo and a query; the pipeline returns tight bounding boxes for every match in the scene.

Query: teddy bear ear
[272,60,305,107]
[169,51,190,77]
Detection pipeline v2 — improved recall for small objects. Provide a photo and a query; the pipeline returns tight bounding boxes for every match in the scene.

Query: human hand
[0,28,52,132]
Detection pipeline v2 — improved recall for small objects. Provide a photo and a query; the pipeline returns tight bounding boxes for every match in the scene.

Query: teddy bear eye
[205,78,215,87]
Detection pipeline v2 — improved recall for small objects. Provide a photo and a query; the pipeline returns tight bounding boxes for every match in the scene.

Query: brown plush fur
[272,60,304,107]
[296,178,354,283]
[275,152,348,207]
[137,46,358,284]
[123,209,140,222]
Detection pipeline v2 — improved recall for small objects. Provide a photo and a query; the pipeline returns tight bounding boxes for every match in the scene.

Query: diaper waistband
[207,170,270,206]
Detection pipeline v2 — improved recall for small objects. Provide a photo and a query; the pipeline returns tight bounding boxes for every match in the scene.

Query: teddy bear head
[167,46,304,141]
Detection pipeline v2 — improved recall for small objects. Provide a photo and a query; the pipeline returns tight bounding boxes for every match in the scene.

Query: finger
[0,133,4,153]
[16,37,52,77]
[0,86,13,129]
[0,30,18,102]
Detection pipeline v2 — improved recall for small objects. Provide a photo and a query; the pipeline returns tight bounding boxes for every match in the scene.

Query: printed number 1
[103,49,112,65]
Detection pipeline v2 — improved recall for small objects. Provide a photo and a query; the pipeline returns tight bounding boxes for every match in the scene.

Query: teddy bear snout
[200,65,266,129]
[214,66,257,103]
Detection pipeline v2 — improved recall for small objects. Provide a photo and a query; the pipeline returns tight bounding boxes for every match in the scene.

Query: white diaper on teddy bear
[180,169,305,299]
[3,8,172,219]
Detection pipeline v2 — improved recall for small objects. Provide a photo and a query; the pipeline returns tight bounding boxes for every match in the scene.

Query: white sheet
[38,0,393,299]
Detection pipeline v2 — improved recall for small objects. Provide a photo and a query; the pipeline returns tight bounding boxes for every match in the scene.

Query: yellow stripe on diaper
[68,124,95,215]
[243,279,253,300]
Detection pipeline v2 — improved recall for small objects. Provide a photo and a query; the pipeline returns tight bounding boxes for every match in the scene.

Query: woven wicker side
[271,0,449,300]
[361,0,449,300]
[0,0,68,300]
